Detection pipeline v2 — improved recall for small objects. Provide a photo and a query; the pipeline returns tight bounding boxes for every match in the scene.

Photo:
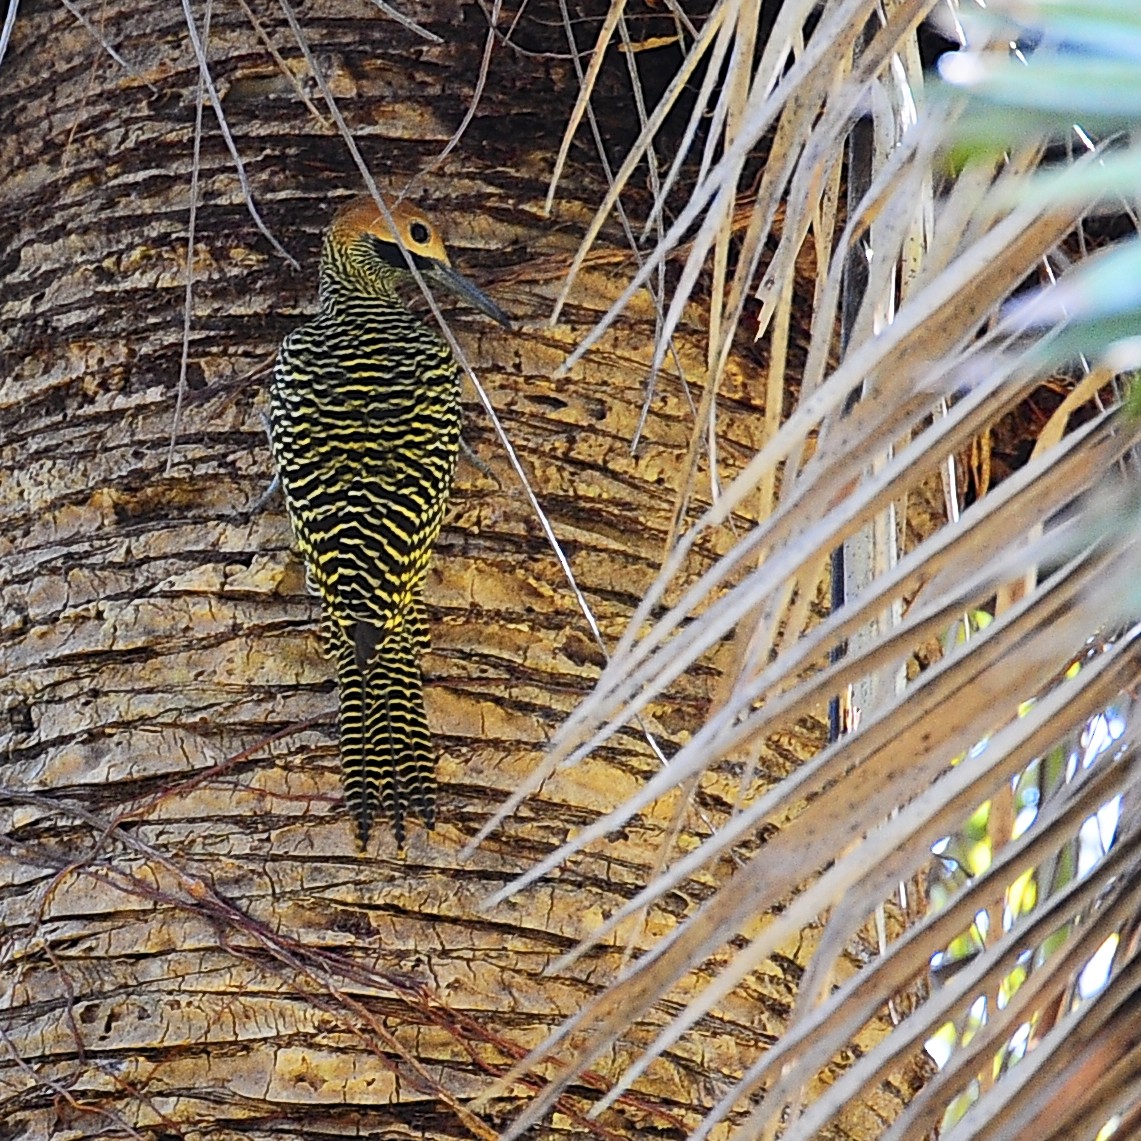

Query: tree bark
[0,2,923,1138]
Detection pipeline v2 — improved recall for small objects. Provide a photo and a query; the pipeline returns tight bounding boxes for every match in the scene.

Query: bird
[269,193,511,847]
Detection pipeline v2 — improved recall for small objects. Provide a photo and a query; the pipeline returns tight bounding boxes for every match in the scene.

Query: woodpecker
[269,194,510,847]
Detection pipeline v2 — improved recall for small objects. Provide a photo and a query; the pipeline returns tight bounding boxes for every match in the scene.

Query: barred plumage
[269,195,509,846]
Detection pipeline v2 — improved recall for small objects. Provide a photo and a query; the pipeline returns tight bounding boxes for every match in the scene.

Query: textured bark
[0,2,926,1138]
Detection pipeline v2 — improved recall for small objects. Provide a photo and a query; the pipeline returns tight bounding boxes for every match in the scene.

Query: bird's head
[321,195,511,328]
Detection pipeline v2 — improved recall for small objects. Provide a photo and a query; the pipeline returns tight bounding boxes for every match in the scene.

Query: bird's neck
[318,266,406,314]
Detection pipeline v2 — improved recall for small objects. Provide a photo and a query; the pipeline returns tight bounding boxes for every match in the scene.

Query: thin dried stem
[179,0,297,267]
[167,0,210,475]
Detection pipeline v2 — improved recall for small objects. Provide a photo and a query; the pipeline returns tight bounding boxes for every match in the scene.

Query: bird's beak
[430,261,513,330]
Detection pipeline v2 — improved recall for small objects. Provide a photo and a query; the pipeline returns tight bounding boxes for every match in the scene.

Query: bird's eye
[409,221,431,244]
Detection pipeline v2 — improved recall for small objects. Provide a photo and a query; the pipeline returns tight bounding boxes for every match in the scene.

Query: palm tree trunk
[0,2,920,1138]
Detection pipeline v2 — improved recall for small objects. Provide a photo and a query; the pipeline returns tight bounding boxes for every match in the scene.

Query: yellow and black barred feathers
[269,195,509,846]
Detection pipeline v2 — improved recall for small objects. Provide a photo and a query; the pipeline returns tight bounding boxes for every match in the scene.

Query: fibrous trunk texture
[0,2,915,1139]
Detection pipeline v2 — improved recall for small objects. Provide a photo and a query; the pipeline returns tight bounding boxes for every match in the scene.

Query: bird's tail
[333,625,435,847]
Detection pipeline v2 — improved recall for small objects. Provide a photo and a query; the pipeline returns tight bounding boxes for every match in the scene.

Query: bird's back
[271,295,462,636]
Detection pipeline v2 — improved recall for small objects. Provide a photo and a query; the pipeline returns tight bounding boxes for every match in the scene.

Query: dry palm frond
[487,0,1141,1137]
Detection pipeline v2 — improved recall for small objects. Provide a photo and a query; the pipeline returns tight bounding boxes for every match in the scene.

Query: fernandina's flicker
[269,194,510,846]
